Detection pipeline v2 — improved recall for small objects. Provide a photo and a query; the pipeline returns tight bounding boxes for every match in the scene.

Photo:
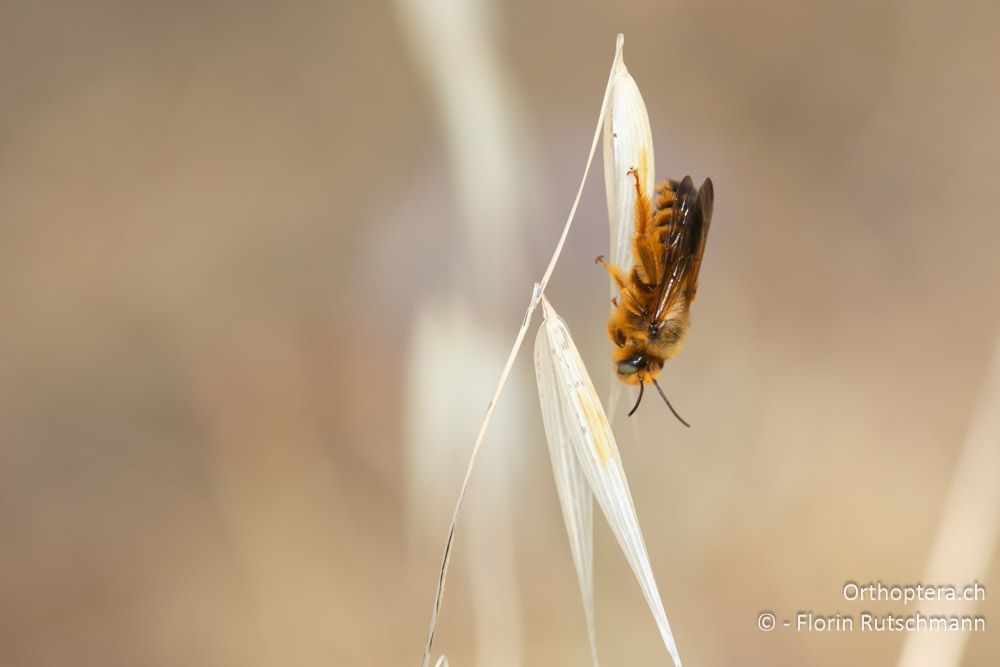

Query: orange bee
[596,168,714,423]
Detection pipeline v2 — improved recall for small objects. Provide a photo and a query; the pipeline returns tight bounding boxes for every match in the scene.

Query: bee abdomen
[652,318,685,348]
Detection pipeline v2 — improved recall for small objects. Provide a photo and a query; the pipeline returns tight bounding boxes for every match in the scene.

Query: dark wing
[685,178,713,301]
[650,176,714,324]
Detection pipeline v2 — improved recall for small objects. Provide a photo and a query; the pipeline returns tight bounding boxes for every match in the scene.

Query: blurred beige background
[1,1,998,665]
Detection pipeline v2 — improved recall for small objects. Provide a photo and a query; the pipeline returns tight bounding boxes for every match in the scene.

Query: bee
[596,168,713,423]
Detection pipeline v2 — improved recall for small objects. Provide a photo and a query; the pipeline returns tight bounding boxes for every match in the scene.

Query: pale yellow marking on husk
[576,387,613,465]
[638,144,651,188]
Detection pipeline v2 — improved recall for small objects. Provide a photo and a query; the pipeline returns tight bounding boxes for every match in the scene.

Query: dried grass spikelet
[602,45,655,278]
[601,43,655,419]
[534,297,682,667]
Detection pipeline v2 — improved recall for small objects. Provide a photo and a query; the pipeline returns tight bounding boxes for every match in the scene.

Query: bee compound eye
[617,356,648,374]
[617,361,638,375]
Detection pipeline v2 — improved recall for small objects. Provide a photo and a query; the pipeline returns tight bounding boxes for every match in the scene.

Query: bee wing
[651,176,713,324]
[685,178,713,301]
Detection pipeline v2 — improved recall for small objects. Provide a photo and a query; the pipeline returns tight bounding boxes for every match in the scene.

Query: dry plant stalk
[421,34,682,666]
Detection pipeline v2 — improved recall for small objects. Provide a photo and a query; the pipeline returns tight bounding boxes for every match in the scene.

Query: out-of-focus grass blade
[896,332,1000,667]
[404,298,525,666]
[535,297,682,667]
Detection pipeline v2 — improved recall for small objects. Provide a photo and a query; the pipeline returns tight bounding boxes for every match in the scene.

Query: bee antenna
[652,379,690,428]
[627,379,645,417]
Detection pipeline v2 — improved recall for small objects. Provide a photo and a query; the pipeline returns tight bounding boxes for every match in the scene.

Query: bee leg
[595,255,629,291]
[625,171,660,281]
[627,167,643,197]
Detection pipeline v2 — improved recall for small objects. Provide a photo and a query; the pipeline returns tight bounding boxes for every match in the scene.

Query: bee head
[613,352,689,425]
[615,354,662,385]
